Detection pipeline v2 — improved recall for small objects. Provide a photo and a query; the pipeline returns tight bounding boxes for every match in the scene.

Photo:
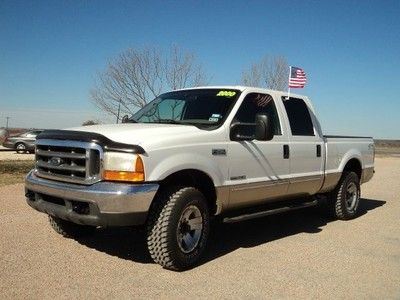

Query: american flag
[255,93,273,107]
[289,67,306,88]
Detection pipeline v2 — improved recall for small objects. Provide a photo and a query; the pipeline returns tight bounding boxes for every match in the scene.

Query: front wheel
[147,187,210,271]
[15,143,27,154]
[328,171,361,220]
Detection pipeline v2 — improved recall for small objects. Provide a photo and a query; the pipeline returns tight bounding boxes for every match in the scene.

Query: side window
[233,93,282,135]
[282,97,315,136]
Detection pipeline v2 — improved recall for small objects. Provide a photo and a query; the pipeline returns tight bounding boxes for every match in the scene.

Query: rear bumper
[25,171,159,227]
[2,141,14,149]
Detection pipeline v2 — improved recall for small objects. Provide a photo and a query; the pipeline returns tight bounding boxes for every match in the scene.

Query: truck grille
[34,139,103,185]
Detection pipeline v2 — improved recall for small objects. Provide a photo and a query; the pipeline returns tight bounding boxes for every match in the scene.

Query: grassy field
[0,160,34,187]
[375,139,400,156]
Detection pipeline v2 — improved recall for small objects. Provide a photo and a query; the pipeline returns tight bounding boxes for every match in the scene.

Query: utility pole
[116,99,121,124]
[5,116,10,129]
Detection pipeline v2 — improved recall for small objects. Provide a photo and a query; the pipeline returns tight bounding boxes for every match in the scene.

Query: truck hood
[67,123,203,147]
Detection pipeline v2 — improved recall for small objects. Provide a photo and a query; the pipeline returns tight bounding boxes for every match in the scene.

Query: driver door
[227,92,290,209]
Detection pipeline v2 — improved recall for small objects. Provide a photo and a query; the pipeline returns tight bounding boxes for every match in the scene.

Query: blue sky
[1,0,399,138]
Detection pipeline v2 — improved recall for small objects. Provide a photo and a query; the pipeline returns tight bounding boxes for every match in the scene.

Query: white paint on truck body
[68,86,374,213]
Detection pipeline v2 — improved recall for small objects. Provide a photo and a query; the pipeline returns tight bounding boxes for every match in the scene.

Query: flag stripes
[289,67,306,88]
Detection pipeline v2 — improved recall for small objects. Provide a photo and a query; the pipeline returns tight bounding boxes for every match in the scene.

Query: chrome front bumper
[25,170,159,227]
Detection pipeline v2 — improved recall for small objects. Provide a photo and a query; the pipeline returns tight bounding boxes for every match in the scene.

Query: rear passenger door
[282,97,324,196]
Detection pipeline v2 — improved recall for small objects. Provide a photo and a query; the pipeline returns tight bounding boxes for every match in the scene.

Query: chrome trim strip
[289,174,322,184]
[35,149,86,159]
[85,148,90,181]
[36,160,86,172]
[231,179,289,192]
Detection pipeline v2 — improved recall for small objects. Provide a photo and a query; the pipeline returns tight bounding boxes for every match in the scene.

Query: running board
[223,200,318,224]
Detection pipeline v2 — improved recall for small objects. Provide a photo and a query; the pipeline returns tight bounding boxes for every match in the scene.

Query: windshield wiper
[157,119,183,124]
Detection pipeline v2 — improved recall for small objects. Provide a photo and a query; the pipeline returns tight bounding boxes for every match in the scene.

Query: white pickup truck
[25,86,374,270]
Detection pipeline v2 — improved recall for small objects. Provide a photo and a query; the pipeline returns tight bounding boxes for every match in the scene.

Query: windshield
[130,89,241,128]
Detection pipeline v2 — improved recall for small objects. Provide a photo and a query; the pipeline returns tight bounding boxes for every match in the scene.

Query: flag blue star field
[289,67,306,88]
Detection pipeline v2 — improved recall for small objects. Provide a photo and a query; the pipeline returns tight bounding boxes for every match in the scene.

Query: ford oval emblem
[49,157,63,166]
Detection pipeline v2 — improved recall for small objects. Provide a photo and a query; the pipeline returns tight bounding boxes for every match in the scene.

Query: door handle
[283,145,290,159]
[316,145,321,157]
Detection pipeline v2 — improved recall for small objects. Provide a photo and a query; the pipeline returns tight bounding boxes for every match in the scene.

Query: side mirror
[255,113,274,141]
[230,123,255,141]
[121,115,129,123]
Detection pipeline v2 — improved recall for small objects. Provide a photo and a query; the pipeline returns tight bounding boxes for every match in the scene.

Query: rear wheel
[147,187,210,270]
[328,171,361,220]
[15,142,27,154]
[48,215,95,238]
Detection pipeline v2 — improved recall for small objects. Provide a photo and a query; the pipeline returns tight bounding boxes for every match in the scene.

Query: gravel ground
[0,157,399,299]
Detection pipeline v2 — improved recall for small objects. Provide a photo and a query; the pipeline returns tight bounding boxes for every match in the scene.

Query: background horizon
[1,1,399,138]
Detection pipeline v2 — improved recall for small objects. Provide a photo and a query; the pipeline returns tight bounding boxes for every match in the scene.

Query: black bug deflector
[37,130,145,154]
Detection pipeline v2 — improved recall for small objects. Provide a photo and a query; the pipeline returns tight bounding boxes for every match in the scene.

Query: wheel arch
[153,169,218,215]
[342,158,362,181]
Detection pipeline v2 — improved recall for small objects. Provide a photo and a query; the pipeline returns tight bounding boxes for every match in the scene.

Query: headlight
[103,152,145,182]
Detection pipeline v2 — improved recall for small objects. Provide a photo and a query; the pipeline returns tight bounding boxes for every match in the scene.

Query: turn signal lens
[135,155,144,173]
[103,170,144,182]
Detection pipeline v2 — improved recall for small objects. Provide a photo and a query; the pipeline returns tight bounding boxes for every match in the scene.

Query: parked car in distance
[3,130,43,153]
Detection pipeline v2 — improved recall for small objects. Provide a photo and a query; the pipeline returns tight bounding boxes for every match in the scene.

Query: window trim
[230,92,283,137]
[281,97,316,136]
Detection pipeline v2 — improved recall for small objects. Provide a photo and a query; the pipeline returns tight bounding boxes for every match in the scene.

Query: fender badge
[212,149,226,156]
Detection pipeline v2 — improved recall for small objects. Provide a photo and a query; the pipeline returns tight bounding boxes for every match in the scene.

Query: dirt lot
[0,157,399,299]
[0,147,35,161]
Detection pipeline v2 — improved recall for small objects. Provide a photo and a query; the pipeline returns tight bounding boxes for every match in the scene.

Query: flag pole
[287,66,292,100]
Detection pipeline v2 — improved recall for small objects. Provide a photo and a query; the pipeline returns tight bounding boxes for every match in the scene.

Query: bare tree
[82,120,100,126]
[165,46,207,90]
[91,46,208,120]
[241,56,289,91]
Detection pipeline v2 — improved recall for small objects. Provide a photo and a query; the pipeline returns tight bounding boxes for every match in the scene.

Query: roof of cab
[173,85,308,99]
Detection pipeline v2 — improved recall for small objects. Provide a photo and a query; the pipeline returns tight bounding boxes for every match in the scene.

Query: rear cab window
[282,97,315,136]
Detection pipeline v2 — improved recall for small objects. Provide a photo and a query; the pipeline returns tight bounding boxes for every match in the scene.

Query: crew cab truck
[25,86,374,270]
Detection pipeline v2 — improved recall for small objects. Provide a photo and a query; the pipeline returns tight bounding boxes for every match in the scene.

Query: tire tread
[147,186,208,270]
[329,171,360,220]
